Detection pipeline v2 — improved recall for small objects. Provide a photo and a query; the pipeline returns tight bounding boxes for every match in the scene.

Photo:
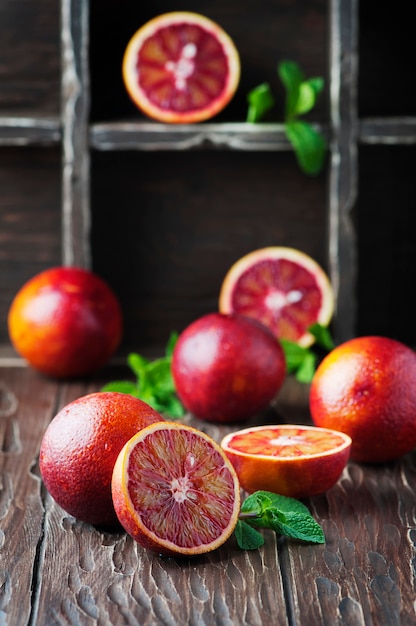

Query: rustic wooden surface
[1,365,416,625]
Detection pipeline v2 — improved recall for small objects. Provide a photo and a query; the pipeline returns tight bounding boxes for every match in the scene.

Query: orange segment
[221,424,351,499]
[219,247,334,347]
[122,12,240,123]
[112,422,241,557]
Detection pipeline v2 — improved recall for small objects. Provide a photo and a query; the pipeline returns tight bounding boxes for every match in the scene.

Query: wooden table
[1,363,416,625]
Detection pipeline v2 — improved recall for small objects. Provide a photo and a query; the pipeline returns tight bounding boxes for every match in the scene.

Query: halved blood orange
[122,12,240,123]
[219,247,334,347]
[111,422,241,557]
[221,424,351,499]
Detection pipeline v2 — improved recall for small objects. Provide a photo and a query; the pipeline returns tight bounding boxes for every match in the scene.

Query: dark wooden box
[1,0,416,359]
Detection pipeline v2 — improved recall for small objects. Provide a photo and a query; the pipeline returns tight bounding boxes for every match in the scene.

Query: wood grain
[2,366,416,624]
[284,459,416,625]
[0,367,59,625]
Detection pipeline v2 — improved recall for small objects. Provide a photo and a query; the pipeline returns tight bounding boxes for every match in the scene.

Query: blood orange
[8,266,122,378]
[39,392,162,527]
[221,424,351,498]
[112,422,241,557]
[310,336,416,463]
[171,312,286,423]
[122,12,240,123]
[219,247,334,347]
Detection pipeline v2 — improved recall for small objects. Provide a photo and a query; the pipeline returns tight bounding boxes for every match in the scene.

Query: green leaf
[270,510,325,544]
[237,491,325,546]
[278,60,304,119]
[295,351,317,383]
[295,78,325,116]
[246,82,275,123]
[146,359,175,394]
[234,520,265,550]
[285,120,326,175]
[165,331,178,358]
[309,323,335,351]
[101,380,139,395]
[280,339,310,374]
[159,394,186,418]
[127,353,149,379]
[101,335,185,419]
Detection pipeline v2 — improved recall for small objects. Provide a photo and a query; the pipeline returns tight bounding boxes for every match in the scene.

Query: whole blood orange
[219,247,334,347]
[310,336,416,463]
[171,312,286,423]
[122,12,240,123]
[112,422,240,557]
[221,424,351,498]
[8,266,123,378]
[39,392,163,527]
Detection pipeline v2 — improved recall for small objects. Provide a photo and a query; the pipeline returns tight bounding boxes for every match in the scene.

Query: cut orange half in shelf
[122,12,240,124]
[221,424,351,499]
[219,247,334,347]
[112,422,241,557]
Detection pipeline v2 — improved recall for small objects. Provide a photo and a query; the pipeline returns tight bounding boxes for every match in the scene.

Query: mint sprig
[247,82,275,123]
[280,323,335,383]
[246,60,326,175]
[101,333,186,418]
[235,491,325,549]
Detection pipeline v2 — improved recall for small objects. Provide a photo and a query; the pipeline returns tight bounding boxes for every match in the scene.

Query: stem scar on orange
[310,336,416,463]
[221,424,351,499]
[219,247,334,347]
[111,422,241,557]
[122,12,240,123]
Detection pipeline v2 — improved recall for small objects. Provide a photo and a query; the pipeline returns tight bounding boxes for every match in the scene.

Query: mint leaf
[295,351,317,383]
[278,60,304,119]
[234,520,265,550]
[280,324,334,383]
[284,120,326,175]
[246,82,275,122]
[279,339,310,374]
[237,490,325,545]
[165,331,179,358]
[101,334,185,419]
[280,339,316,383]
[296,78,325,116]
[146,359,175,394]
[101,380,139,395]
[309,323,335,351]
[127,352,149,378]
[246,60,325,177]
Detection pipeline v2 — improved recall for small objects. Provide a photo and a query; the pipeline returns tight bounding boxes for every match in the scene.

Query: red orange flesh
[221,424,351,498]
[112,422,241,556]
[219,247,334,347]
[122,12,240,123]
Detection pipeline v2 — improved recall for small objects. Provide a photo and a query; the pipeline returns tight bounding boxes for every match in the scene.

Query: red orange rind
[39,392,162,527]
[8,267,122,378]
[310,336,416,463]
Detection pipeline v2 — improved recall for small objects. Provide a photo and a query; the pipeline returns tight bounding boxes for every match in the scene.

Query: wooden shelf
[1,0,415,347]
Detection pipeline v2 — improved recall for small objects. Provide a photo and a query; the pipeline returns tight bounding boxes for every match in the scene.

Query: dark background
[1,0,415,353]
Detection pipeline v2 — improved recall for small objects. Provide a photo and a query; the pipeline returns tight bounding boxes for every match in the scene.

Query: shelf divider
[328,0,359,343]
[61,0,91,268]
